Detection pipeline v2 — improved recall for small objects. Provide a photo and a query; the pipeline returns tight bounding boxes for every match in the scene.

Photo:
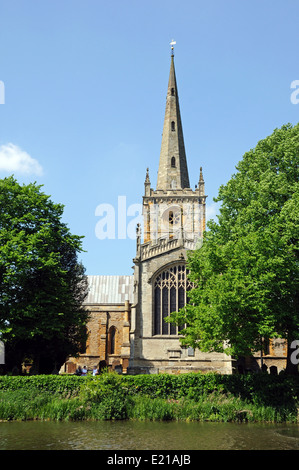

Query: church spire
[156,45,190,190]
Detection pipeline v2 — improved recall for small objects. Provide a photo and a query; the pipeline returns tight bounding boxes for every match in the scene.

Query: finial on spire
[170,39,176,56]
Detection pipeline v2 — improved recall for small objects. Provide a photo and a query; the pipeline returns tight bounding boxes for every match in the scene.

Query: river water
[1,420,299,450]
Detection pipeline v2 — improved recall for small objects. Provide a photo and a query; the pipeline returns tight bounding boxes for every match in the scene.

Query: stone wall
[129,243,233,375]
[62,302,131,374]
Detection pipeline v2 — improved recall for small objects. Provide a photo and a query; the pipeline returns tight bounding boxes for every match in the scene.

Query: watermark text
[0,341,4,364]
[95,196,204,241]
[290,80,299,104]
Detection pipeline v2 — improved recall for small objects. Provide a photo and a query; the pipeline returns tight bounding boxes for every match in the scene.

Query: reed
[0,389,297,423]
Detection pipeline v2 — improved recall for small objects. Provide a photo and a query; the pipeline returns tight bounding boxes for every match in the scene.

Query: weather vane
[170,39,176,55]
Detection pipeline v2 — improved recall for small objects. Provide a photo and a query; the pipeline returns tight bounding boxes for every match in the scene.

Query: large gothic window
[153,264,192,335]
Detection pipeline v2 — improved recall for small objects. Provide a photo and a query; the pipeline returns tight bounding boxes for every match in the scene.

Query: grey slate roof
[84,275,134,305]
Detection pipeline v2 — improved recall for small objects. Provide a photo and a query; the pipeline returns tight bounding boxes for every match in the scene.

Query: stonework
[63,51,287,376]
[62,278,134,374]
[128,53,232,374]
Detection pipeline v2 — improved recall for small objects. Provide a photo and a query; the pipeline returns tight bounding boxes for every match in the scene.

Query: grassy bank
[0,372,298,423]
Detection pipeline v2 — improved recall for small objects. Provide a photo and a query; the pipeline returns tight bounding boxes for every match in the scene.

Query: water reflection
[1,421,299,450]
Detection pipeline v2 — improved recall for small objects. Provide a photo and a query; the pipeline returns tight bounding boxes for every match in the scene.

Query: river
[1,420,299,450]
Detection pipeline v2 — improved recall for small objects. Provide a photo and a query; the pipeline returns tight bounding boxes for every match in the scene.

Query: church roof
[84,275,134,305]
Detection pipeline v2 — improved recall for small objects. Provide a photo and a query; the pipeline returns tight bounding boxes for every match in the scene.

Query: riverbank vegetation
[168,124,299,373]
[0,177,89,375]
[1,371,299,423]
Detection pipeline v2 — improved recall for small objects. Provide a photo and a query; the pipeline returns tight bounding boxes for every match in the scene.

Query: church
[63,47,287,376]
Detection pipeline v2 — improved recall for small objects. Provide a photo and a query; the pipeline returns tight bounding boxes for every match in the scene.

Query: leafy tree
[0,176,89,373]
[168,123,299,373]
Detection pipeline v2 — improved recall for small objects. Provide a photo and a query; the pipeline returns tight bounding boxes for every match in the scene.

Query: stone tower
[128,49,232,374]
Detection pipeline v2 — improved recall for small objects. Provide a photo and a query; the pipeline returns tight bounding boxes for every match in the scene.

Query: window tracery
[153,264,192,335]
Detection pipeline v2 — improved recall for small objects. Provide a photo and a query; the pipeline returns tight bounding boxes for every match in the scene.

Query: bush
[0,375,84,396]
[79,371,131,420]
[1,371,299,422]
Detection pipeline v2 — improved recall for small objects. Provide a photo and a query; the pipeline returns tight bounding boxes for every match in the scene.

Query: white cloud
[0,143,43,176]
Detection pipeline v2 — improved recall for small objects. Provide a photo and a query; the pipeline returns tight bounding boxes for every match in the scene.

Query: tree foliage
[0,177,89,373]
[169,124,299,371]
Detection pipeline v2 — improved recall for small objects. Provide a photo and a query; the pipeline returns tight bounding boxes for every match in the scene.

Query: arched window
[171,87,175,96]
[171,121,175,131]
[171,156,176,167]
[153,264,193,335]
[108,326,116,355]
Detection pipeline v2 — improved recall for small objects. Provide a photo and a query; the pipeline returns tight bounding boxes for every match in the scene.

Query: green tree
[168,123,299,373]
[0,177,89,373]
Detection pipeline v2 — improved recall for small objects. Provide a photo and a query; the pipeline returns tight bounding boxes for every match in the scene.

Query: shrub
[79,371,130,420]
[0,375,83,396]
[1,371,299,423]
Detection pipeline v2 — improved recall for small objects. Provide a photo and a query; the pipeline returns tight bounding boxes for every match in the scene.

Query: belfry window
[171,156,176,167]
[171,121,175,131]
[168,208,180,227]
[169,211,174,225]
[153,264,193,335]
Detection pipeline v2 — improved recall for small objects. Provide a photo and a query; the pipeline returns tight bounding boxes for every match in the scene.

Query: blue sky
[0,0,298,275]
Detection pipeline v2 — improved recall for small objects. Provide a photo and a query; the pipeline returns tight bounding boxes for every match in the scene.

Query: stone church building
[64,50,287,375]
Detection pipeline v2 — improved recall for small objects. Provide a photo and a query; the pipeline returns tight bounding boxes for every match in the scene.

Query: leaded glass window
[153,264,192,335]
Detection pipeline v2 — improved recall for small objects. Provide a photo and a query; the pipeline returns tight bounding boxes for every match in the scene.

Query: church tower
[129,46,232,374]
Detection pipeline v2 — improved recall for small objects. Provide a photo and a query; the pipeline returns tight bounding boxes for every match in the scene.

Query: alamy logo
[0,341,4,364]
[0,81,5,104]
[95,196,142,240]
[94,196,204,241]
[290,80,299,104]
[290,340,299,365]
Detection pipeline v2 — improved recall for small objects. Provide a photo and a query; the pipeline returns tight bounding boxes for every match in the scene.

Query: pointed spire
[156,51,190,190]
